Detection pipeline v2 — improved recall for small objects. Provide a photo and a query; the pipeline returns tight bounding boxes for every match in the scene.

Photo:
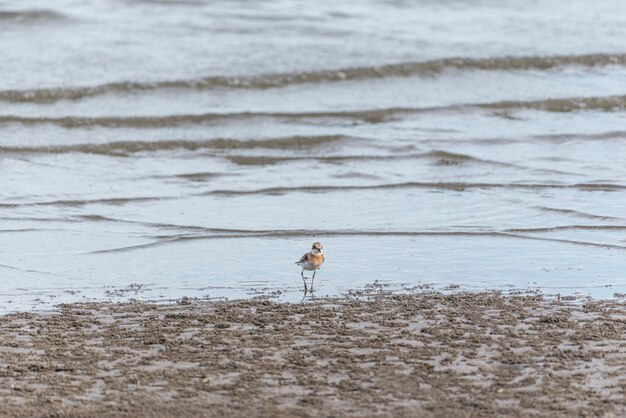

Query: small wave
[333,172,382,180]
[0,9,64,23]
[424,150,477,163]
[226,154,428,165]
[0,228,45,233]
[507,225,626,233]
[5,147,493,167]
[0,262,53,275]
[37,197,166,207]
[0,263,20,271]
[1,182,622,210]
[481,95,626,113]
[174,172,224,182]
[1,95,624,130]
[0,135,349,156]
[421,150,530,169]
[1,53,624,103]
[88,228,626,254]
[0,196,174,209]
[201,182,626,196]
[505,234,626,251]
[0,109,415,127]
[89,230,514,253]
[138,171,230,182]
[225,150,526,168]
[535,206,624,220]
[533,131,626,142]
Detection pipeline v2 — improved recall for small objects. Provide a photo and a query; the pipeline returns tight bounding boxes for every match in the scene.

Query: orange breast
[308,253,325,265]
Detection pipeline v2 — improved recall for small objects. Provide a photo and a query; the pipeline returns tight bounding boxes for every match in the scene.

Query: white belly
[299,261,319,271]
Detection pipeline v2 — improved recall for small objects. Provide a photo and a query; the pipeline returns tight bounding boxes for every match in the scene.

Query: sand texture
[0,293,625,417]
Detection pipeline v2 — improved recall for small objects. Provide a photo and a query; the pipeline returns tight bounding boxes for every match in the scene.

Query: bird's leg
[311,269,317,290]
[301,270,307,292]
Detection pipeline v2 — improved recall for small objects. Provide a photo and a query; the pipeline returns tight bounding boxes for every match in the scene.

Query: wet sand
[1,292,625,417]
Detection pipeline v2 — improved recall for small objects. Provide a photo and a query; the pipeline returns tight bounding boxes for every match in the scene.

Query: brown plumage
[298,251,325,266]
[295,242,325,291]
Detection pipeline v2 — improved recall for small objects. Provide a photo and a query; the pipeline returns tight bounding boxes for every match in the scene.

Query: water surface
[1,0,626,311]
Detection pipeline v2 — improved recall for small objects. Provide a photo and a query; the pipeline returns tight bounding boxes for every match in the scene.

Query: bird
[295,242,325,292]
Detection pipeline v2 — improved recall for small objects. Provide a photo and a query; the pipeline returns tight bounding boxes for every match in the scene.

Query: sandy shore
[0,292,625,417]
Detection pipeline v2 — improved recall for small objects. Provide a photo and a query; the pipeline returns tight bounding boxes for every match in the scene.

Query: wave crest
[1,53,625,103]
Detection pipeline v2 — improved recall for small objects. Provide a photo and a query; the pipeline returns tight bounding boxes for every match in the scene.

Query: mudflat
[1,293,625,417]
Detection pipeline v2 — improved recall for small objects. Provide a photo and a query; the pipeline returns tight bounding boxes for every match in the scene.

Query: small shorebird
[295,242,325,291]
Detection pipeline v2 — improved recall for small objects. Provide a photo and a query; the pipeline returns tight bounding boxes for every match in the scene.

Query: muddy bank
[0,293,625,417]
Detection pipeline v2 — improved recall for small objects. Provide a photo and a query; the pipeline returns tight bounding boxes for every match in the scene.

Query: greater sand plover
[295,242,325,291]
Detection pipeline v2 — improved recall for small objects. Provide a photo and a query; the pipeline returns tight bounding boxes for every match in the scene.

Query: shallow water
[1,0,626,311]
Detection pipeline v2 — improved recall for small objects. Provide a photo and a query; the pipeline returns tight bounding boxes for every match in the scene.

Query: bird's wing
[295,252,309,264]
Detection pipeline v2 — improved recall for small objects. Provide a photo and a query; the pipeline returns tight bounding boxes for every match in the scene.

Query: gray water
[1,0,626,311]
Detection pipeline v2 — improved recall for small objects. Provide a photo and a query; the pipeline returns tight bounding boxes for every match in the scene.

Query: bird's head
[311,242,323,254]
